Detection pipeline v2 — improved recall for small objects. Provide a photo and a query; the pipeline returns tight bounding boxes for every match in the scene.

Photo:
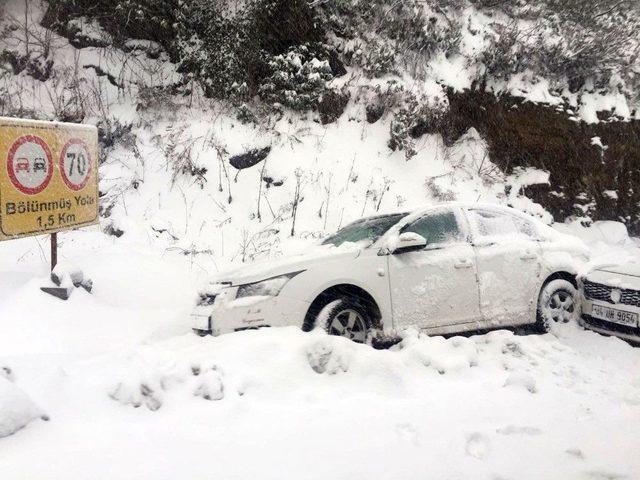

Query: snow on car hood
[208,243,366,286]
[592,260,640,278]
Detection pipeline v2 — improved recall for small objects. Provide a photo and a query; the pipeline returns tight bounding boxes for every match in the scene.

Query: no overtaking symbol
[6,135,53,195]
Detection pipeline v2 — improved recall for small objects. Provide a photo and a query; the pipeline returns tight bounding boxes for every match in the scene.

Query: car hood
[210,244,367,286]
[592,261,640,278]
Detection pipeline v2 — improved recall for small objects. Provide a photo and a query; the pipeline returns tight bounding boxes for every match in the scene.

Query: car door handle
[520,252,537,260]
[454,258,473,269]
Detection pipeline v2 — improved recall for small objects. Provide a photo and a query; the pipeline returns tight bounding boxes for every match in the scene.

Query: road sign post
[51,232,57,272]
[0,117,99,291]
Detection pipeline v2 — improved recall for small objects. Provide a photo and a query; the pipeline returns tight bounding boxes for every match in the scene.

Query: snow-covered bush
[174,0,327,101]
[480,22,523,81]
[163,126,208,188]
[474,0,640,91]
[318,89,350,124]
[174,1,254,100]
[388,84,450,160]
[258,44,334,111]
[351,39,396,78]
[43,0,177,47]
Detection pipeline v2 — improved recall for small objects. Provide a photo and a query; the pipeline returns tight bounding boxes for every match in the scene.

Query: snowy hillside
[2,0,640,259]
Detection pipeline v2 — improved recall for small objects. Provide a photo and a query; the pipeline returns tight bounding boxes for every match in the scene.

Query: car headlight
[197,293,218,306]
[236,271,304,299]
[196,282,231,306]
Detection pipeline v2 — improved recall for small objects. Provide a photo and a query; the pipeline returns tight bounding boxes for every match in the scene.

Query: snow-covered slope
[4,0,640,257]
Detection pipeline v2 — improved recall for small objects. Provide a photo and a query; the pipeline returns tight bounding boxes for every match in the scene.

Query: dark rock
[40,287,71,300]
[104,223,124,238]
[318,90,349,125]
[229,146,271,170]
[366,103,385,124]
[263,176,284,188]
[26,57,53,82]
[69,32,111,49]
[83,65,121,89]
[0,50,27,74]
[326,49,347,77]
[80,279,93,293]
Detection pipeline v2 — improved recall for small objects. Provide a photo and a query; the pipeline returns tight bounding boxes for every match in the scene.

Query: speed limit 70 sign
[0,117,98,240]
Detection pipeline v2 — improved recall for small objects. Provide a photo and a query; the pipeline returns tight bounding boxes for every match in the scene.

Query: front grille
[583,280,640,307]
[234,325,270,332]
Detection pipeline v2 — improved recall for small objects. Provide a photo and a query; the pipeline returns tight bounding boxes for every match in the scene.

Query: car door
[466,208,542,326]
[387,207,482,330]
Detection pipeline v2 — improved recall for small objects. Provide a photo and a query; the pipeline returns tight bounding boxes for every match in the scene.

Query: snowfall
[2,1,640,478]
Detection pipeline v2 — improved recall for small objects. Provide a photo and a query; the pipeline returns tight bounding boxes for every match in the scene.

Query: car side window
[512,216,538,238]
[401,211,462,246]
[468,209,537,241]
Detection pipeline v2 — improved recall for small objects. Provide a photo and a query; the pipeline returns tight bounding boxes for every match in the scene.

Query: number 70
[66,151,87,176]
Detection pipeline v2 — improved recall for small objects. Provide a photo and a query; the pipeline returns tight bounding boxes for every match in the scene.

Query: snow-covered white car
[192,203,588,342]
[580,263,640,343]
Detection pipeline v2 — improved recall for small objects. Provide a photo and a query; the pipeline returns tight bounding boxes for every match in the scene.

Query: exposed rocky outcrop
[442,90,640,234]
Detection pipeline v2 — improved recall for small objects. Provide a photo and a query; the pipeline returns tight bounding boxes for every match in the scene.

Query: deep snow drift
[2,319,640,480]
[1,222,640,480]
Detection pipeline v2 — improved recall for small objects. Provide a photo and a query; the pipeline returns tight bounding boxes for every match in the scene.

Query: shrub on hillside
[351,39,397,78]
[258,44,334,110]
[175,0,328,100]
[388,85,449,160]
[175,2,257,99]
[43,0,178,47]
[318,89,350,124]
[473,0,640,91]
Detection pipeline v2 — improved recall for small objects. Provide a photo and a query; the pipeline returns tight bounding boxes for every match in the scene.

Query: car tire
[315,297,372,344]
[534,278,579,333]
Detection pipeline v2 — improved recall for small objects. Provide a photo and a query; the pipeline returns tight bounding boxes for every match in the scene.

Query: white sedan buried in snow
[192,203,589,342]
[581,263,640,343]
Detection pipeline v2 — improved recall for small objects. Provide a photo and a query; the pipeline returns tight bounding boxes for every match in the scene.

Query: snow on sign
[0,117,98,240]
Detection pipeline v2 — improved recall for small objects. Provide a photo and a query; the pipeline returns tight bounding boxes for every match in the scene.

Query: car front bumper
[191,292,310,337]
[581,299,640,344]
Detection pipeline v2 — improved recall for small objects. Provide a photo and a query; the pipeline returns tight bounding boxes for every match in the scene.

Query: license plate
[591,304,638,327]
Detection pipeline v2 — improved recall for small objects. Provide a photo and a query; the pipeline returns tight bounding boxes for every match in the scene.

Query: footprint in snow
[465,432,490,459]
[565,448,585,459]
[395,422,420,446]
[583,470,628,480]
[503,372,537,393]
[193,367,224,401]
[496,425,542,436]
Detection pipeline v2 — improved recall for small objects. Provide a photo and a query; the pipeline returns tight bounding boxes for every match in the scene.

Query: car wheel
[535,278,579,333]
[317,298,372,344]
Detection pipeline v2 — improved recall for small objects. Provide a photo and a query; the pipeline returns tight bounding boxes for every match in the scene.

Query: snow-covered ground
[1,222,640,480]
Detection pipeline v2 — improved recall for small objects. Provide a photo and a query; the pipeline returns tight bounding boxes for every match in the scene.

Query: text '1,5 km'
[0,117,99,241]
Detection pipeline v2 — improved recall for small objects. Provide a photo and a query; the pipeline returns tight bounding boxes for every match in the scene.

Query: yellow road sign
[0,117,99,241]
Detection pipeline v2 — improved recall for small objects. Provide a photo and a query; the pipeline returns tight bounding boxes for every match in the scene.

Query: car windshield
[322,213,408,247]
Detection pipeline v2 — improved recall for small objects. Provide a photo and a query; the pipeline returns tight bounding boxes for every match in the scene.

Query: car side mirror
[392,232,427,254]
